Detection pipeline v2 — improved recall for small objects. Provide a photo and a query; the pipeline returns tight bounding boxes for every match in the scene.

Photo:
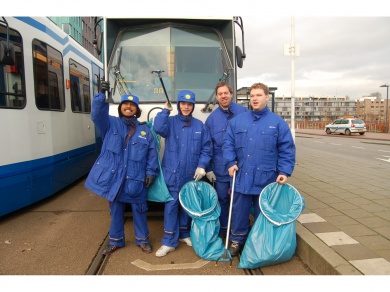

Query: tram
[0,17,104,217]
[0,16,246,217]
[95,16,246,123]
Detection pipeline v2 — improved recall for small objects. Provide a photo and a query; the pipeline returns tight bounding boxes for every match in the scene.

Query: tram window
[69,59,90,113]
[48,71,60,110]
[115,26,226,103]
[172,28,224,101]
[83,84,91,112]
[116,27,171,103]
[0,25,26,109]
[33,39,65,111]
[93,73,100,96]
[92,62,103,97]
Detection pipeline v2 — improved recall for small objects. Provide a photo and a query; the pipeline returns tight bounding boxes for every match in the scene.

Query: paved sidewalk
[292,129,390,275]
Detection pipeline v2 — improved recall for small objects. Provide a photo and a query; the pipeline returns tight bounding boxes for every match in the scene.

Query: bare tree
[370,92,382,99]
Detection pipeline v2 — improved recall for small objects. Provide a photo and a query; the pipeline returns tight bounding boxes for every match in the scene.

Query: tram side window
[0,25,25,109]
[83,84,91,112]
[69,59,90,113]
[92,62,103,97]
[32,39,65,111]
[93,73,99,96]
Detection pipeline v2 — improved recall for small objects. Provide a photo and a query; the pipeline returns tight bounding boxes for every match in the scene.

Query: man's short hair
[215,81,233,95]
[249,83,269,95]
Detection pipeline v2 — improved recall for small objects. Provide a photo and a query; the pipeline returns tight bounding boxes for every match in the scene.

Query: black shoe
[229,241,242,257]
[139,243,152,253]
[102,244,121,255]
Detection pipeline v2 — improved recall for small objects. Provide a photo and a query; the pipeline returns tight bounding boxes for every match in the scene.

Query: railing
[294,122,388,133]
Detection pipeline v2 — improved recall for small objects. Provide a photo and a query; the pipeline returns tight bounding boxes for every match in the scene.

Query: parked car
[325,118,366,135]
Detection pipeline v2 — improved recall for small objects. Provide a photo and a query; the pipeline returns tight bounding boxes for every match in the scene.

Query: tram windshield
[109,25,230,103]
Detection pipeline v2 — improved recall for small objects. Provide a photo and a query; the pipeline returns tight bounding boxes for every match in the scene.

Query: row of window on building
[237,88,389,123]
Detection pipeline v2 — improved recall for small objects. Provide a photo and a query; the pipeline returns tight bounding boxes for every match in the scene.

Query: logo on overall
[185,94,191,100]
[138,131,147,139]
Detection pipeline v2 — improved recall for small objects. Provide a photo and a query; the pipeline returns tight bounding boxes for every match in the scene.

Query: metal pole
[312,97,315,121]
[380,84,389,133]
[151,70,171,107]
[269,87,277,113]
[103,17,109,103]
[290,17,295,141]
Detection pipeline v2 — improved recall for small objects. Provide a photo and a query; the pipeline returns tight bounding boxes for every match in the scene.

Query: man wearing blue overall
[153,90,211,257]
[205,81,248,237]
[85,81,159,255]
[222,82,296,256]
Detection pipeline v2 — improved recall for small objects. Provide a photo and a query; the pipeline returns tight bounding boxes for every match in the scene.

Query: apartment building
[356,96,388,124]
[236,87,356,123]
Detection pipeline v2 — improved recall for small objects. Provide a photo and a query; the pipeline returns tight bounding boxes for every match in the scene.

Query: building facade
[236,87,356,123]
[49,17,102,61]
[356,97,388,124]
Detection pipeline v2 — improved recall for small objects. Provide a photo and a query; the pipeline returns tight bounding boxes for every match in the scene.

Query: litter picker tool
[151,70,171,108]
[216,169,236,267]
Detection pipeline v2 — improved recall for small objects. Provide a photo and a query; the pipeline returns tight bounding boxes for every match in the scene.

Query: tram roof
[104,17,235,29]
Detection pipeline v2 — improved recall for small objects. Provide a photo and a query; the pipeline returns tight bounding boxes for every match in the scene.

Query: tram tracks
[243,265,264,275]
[86,214,262,275]
[86,234,263,275]
[86,235,110,275]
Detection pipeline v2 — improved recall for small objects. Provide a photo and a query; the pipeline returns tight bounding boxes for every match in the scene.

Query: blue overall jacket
[222,106,296,195]
[153,109,211,192]
[84,92,159,203]
[205,102,248,182]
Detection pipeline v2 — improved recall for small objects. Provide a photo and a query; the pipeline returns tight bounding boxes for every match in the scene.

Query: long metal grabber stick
[151,70,171,108]
[103,17,110,103]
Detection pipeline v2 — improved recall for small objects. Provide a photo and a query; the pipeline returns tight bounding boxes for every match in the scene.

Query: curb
[295,223,362,275]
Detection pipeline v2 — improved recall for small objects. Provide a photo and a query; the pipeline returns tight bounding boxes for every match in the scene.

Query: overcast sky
[9,0,390,100]
[236,16,390,100]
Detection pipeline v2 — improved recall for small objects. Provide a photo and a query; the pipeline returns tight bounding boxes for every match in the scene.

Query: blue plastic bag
[146,119,173,203]
[238,182,305,269]
[179,181,228,261]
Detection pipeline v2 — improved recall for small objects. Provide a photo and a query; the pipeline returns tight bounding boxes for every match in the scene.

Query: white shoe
[179,237,192,247]
[155,245,175,257]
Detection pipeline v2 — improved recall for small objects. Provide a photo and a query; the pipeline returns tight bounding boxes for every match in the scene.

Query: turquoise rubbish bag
[146,119,173,203]
[179,181,228,261]
[238,182,305,269]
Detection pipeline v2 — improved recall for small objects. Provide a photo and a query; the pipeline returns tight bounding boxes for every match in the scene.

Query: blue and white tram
[0,17,104,217]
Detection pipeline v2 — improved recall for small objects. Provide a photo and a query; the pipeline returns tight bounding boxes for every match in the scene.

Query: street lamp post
[380,84,389,133]
[311,96,314,121]
[269,87,278,113]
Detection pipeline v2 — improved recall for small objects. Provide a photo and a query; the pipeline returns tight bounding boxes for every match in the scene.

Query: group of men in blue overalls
[85,80,296,258]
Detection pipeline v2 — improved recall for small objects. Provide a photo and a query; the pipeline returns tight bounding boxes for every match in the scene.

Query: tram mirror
[0,41,15,65]
[236,46,243,68]
[95,32,103,56]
